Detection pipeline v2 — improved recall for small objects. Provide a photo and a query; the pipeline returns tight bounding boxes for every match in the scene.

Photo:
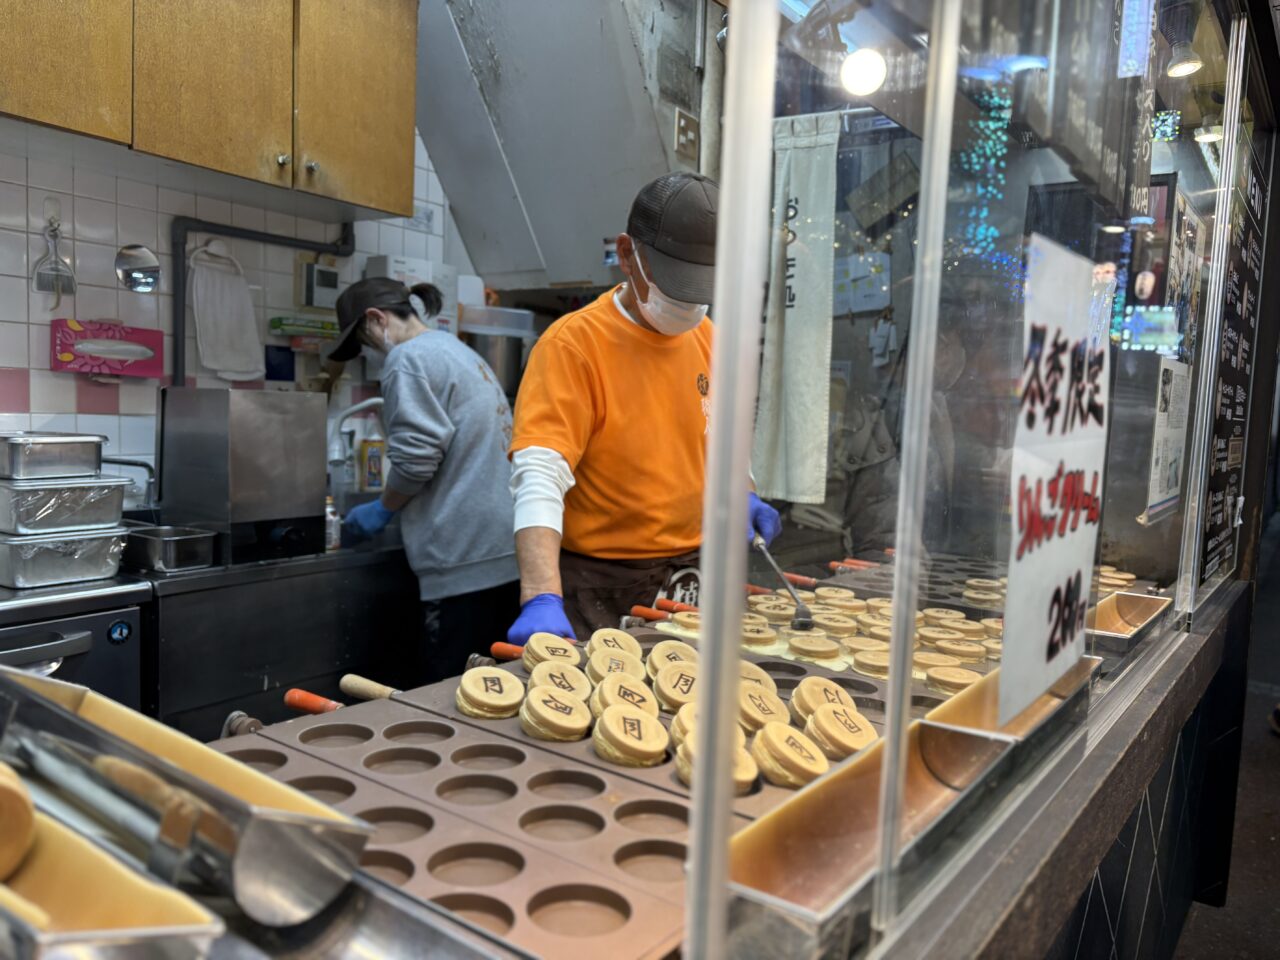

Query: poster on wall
[1200,140,1266,584]
[1139,357,1191,524]
[1000,234,1111,726]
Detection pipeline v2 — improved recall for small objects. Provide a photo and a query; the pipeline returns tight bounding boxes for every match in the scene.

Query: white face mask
[633,253,708,336]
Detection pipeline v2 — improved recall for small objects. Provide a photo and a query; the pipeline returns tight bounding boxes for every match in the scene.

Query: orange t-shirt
[511,287,712,559]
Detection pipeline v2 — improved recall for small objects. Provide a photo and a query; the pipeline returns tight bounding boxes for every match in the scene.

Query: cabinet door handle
[276,153,292,167]
[305,160,319,174]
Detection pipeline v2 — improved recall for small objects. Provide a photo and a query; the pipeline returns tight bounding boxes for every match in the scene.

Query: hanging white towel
[751,113,839,503]
[189,241,264,381]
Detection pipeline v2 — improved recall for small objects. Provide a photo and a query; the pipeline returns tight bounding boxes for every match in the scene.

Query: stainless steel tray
[0,432,105,479]
[0,476,130,535]
[0,527,128,588]
[122,526,216,572]
[0,667,374,928]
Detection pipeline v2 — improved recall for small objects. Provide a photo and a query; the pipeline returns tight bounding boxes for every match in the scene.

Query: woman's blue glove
[747,491,781,546]
[342,500,395,541]
[507,593,576,646]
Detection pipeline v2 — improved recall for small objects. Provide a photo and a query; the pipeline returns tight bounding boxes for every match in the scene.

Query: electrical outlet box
[675,108,700,163]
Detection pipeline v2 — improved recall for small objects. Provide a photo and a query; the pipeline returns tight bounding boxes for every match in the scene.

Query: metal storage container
[122,525,216,572]
[0,527,128,588]
[0,475,130,534]
[0,432,105,479]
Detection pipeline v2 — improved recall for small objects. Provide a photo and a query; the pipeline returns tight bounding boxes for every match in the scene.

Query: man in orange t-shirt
[505,173,781,643]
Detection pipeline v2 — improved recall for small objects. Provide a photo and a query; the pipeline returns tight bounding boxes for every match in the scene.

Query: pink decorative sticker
[50,319,164,379]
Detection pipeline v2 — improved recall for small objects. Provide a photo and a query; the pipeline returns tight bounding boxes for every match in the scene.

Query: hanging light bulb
[840,48,887,97]
[1167,40,1203,77]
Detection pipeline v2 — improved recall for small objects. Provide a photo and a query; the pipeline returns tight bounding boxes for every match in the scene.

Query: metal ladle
[751,533,815,631]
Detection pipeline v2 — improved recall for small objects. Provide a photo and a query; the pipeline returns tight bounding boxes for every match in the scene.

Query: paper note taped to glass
[50,318,164,379]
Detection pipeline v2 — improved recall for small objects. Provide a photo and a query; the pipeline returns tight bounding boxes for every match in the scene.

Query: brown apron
[560,548,701,639]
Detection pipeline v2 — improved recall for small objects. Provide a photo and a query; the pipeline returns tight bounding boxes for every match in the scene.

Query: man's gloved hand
[342,500,395,542]
[507,593,576,646]
[747,491,782,547]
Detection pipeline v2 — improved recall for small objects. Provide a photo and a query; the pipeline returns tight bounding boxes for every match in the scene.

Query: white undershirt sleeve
[511,446,576,534]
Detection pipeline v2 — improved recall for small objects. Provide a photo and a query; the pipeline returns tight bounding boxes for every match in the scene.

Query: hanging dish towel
[189,241,264,381]
[751,112,839,503]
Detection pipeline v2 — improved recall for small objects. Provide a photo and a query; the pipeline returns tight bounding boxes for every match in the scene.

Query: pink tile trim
[75,377,119,415]
[0,368,29,413]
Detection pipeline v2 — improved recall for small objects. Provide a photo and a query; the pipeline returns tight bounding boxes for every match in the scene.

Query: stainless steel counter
[0,575,152,627]
[145,545,406,597]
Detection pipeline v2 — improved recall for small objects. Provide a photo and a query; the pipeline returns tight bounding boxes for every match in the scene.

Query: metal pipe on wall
[168,217,355,386]
[682,1,778,957]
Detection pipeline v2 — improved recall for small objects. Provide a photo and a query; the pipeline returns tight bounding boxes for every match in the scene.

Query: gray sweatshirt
[381,330,518,600]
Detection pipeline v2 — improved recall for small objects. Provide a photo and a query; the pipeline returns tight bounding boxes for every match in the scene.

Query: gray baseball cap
[627,172,718,304]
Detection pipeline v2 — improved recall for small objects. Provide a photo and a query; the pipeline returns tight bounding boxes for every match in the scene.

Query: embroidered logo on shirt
[697,373,710,396]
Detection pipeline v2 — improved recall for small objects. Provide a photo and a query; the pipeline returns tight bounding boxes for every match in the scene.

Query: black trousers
[421,580,521,684]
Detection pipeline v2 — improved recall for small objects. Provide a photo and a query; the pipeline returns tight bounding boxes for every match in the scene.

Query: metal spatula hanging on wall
[31,217,76,309]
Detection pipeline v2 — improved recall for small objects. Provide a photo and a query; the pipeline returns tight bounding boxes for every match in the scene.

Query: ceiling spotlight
[841,48,887,97]
[1167,40,1203,77]
[1101,223,1127,234]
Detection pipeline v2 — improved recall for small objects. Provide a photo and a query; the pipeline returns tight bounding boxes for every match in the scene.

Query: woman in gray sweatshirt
[330,277,518,682]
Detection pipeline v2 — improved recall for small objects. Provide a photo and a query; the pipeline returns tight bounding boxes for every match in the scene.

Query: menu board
[1001,234,1111,725]
[1200,142,1266,584]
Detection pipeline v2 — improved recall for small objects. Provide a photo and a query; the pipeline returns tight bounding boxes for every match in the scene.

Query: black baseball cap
[330,277,415,362]
[627,172,718,304]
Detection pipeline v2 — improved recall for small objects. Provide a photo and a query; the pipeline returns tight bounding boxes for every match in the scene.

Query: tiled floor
[1172,515,1280,958]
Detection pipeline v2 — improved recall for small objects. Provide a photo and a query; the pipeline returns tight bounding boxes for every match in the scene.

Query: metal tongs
[751,533,815,631]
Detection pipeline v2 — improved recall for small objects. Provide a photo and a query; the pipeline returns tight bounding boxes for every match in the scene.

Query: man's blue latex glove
[507,593,576,646]
[342,500,395,542]
[747,491,782,547]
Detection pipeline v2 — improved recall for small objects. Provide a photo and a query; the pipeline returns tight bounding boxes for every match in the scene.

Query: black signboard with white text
[1200,140,1266,584]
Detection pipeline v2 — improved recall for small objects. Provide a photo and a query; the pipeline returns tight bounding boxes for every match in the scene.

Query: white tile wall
[0,129,468,463]
[76,414,120,454]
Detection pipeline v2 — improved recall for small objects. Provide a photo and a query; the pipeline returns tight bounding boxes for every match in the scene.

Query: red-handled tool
[840,557,880,569]
[629,605,669,622]
[782,572,817,589]
[746,583,774,596]
[490,642,526,661]
[284,688,342,714]
[655,598,698,613]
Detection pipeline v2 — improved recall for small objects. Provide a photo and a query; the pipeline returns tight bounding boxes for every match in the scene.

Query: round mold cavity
[362,747,440,776]
[614,840,687,883]
[833,677,878,696]
[226,747,287,772]
[614,799,689,835]
[526,769,607,801]
[853,696,886,715]
[356,806,434,845]
[427,843,525,886]
[772,676,799,694]
[431,894,515,936]
[360,850,414,887]
[911,694,945,717]
[382,719,455,745]
[450,743,526,770]
[756,660,806,678]
[519,805,606,842]
[286,775,356,804]
[298,722,374,748]
[436,774,518,806]
[527,884,632,937]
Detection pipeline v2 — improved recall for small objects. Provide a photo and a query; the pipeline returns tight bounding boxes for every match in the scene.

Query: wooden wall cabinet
[0,0,132,144]
[294,0,417,216]
[133,0,295,188]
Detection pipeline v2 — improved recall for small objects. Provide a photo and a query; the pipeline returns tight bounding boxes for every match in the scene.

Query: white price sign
[1000,235,1111,725]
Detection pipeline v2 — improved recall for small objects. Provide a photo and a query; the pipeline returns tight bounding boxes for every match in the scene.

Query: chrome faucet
[103,456,157,507]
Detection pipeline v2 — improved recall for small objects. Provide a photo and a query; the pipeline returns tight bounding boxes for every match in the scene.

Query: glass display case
[686,0,1275,956]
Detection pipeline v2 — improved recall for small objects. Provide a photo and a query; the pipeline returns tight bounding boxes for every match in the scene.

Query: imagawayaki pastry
[646,639,699,679]
[788,676,855,725]
[588,671,660,719]
[585,648,646,685]
[455,667,525,719]
[925,666,982,697]
[805,702,877,759]
[670,702,747,751]
[738,685,790,733]
[528,660,593,702]
[592,704,669,767]
[654,661,700,713]
[934,638,986,664]
[750,721,829,788]
[519,688,591,741]
[522,633,581,672]
[852,650,891,680]
[585,627,644,661]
